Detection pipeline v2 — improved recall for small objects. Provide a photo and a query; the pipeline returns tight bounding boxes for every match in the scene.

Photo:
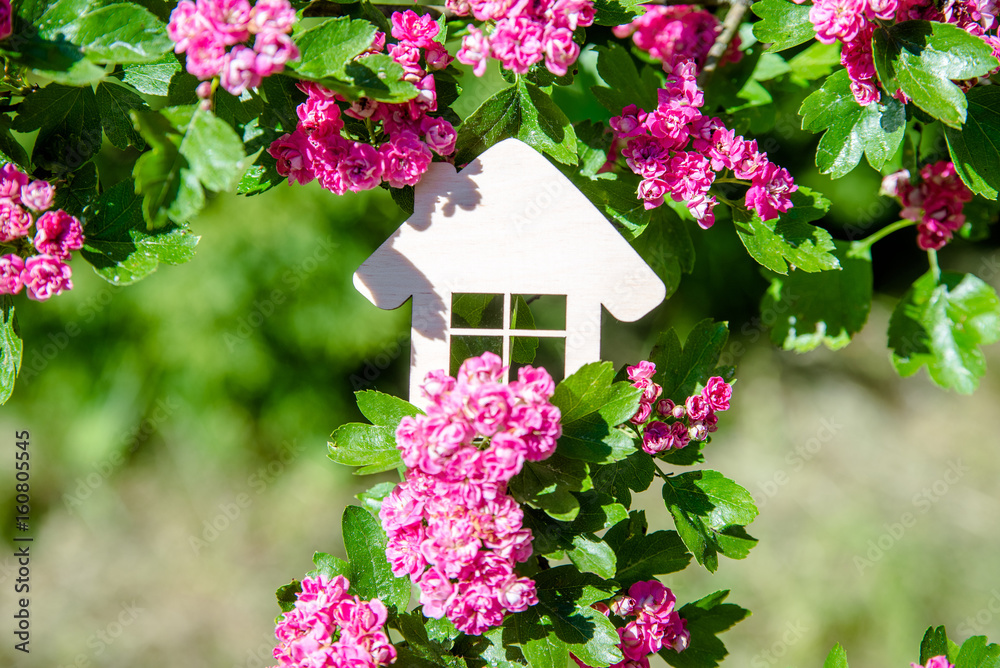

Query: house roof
[354,138,666,322]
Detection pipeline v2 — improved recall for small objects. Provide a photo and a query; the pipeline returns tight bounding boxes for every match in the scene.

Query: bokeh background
[3,43,1000,668]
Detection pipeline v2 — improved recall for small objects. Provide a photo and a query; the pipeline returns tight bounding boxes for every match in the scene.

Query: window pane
[511,294,566,331]
[452,293,504,329]
[510,336,564,382]
[450,335,503,375]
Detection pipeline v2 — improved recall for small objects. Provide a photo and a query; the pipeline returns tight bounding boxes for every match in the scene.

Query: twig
[699,0,751,86]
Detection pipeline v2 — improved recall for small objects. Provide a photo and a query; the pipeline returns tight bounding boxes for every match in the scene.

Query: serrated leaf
[328,423,403,474]
[121,57,182,96]
[0,117,29,169]
[733,187,840,274]
[275,579,302,615]
[455,79,578,166]
[591,43,660,114]
[356,481,397,516]
[342,505,410,610]
[52,161,98,217]
[68,3,173,63]
[1,296,21,405]
[308,551,353,581]
[945,86,1000,200]
[750,0,815,52]
[889,271,1000,394]
[592,0,642,25]
[920,626,961,665]
[650,319,731,403]
[81,180,200,285]
[662,470,759,571]
[590,450,656,506]
[342,54,420,103]
[661,591,750,668]
[12,83,102,175]
[355,389,422,426]
[788,42,841,86]
[165,106,246,192]
[533,566,624,667]
[567,534,617,579]
[614,530,691,585]
[551,361,642,463]
[509,452,591,522]
[97,81,149,150]
[800,69,906,178]
[824,643,849,668]
[873,20,998,128]
[762,240,873,352]
[293,16,377,80]
[956,636,999,668]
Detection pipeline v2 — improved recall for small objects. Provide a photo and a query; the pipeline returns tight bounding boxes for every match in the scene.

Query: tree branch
[699,0,751,86]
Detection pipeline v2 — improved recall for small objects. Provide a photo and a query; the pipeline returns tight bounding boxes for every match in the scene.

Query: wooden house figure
[354,138,666,406]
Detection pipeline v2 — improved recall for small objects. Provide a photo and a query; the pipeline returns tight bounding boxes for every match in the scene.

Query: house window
[450,293,568,380]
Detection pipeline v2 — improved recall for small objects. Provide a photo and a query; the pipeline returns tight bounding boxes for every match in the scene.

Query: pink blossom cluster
[267,11,457,195]
[168,0,299,96]
[626,361,732,454]
[911,657,954,668]
[0,0,11,42]
[612,5,742,73]
[796,0,1000,105]
[378,352,561,636]
[0,164,81,302]
[573,581,690,668]
[451,0,594,76]
[880,161,973,250]
[269,574,396,668]
[610,62,796,228]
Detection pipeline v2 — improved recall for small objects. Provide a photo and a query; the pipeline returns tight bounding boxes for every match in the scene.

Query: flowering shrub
[0,163,82,301]
[270,574,397,668]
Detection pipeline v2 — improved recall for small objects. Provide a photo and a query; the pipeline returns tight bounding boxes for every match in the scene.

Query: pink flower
[391,9,440,47]
[638,178,669,210]
[184,32,227,78]
[22,255,72,301]
[0,0,12,41]
[684,394,711,421]
[0,163,27,201]
[611,105,648,138]
[489,18,545,74]
[220,44,263,95]
[249,0,296,34]
[497,576,538,613]
[33,210,83,259]
[669,421,690,449]
[912,657,955,668]
[421,117,457,156]
[746,163,797,221]
[641,421,674,454]
[457,26,492,77]
[448,583,505,635]
[297,96,344,137]
[416,567,455,618]
[338,142,384,193]
[543,26,579,77]
[197,0,252,45]
[380,132,432,188]
[0,254,24,295]
[0,198,32,242]
[268,131,316,185]
[167,1,208,53]
[809,0,868,44]
[253,31,299,77]
[702,376,732,411]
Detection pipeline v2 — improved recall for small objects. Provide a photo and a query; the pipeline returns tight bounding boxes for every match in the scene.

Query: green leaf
[1,296,22,405]
[733,187,840,274]
[341,506,409,611]
[397,611,466,668]
[355,390,422,426]
[342,54,420,103]
[750,0,816,52]
[650,319,732,403]
[592,0,643,25]
[788,42,841,86]
[661,591,751,668]
[80,180,200,285]
[68,3,173,64]
[551,362,642,463]
[920,626,961,665]
[630,207,695,300]
[889,271,1000,394]
[661,471,759,571]
[591,43,660,114]
[309,551,353,580]
[510,295,538,365]
[275,579,302,615]
[509,452,592,522]
[328,423,403,474]
[873,20,998,128]
[0,116,30,169]
[470,626,527,668]
[945,86,1000,199]
[533,566,624,667]
[955,636,1000,668]
[97,81,149,150]
[165,106,246,192]
[120,57,182,96]
[522,491,627,555]
[799,69,906,178]
[455,79,578,166]
[824,643,849,668]
[590,450,656,506]
[761,240,873,352]
[293,16,377,80]
[52,161,98,218]
[356,481,397,516]
[614,530,691,585]
[12,83,101,175]
[567,534,617,579]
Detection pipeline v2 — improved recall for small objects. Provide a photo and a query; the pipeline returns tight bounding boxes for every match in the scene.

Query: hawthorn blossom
[613,4,742,72]
[22,254,72,301]
[881,161,972,250]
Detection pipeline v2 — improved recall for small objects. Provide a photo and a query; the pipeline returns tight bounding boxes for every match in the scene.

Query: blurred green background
[2,45,1000,668]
